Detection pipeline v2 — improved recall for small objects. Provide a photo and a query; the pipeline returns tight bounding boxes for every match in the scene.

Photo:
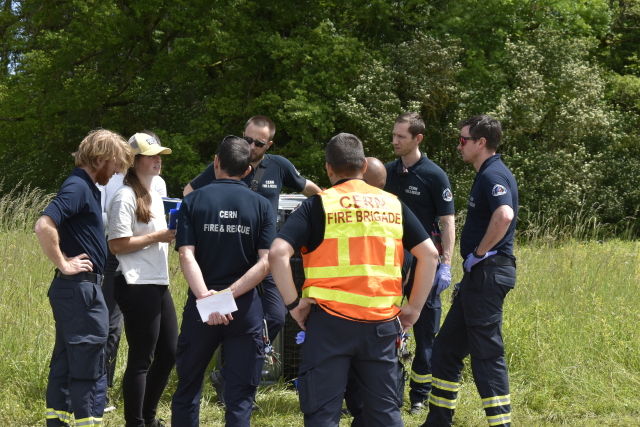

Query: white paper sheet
[195,288,238,323]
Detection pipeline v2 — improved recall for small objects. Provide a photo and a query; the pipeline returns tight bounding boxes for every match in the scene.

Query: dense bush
[1,1,639,233]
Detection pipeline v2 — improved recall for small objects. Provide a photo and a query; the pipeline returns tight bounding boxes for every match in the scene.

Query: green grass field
[1,184,639,427]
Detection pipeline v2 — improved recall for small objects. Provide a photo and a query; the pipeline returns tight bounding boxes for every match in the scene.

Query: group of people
[35,112,518,427]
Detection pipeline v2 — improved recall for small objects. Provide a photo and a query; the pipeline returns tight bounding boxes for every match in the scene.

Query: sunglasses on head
[458,135,478,146]
[243,136,268,148]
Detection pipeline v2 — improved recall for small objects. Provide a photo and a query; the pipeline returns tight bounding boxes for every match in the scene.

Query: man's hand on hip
[60,253,93,275]
[290,298,315,331]
[463,250,497,273]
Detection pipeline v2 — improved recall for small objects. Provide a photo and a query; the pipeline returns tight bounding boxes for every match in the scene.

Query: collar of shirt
[215,178,249,188]
[477,154,503,175]
[72,167,101,199]
[257,154,271,169]
[406,151,427,171]
[334,178,366,186]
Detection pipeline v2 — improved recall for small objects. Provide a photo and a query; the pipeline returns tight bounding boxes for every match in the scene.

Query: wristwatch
[285,298,300,311]
[473,247,486,258]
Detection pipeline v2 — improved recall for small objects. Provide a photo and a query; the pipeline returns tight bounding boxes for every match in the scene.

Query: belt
[55,269,103,286]
[476,255,516,268]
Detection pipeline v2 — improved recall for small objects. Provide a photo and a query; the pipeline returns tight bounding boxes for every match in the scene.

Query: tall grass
[1,189,639,425]
[517,203,637,245]
[0,181,54,232]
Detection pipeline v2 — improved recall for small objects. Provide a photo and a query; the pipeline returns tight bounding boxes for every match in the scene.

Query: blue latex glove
[463,250,497,272]
[433,264,452,295]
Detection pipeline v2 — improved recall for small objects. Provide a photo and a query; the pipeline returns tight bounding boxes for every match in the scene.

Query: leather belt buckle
[55,269,103,286]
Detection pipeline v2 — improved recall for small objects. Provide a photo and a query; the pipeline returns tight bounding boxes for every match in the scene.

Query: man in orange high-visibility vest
[270,133,439,427]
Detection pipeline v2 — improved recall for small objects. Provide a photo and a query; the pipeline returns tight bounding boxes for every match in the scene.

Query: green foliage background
[2,0,640,230]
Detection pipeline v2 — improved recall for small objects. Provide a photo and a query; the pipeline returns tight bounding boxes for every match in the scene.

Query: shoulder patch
[294,168,301,177]
[492,184,508,197]
[442,188,453,202]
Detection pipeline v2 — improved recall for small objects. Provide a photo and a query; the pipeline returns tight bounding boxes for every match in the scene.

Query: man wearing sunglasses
[383,112,456,414]
[184,115,321,407]
[422,115,517,427]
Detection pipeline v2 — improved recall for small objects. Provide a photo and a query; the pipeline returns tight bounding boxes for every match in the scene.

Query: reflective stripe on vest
[302,180,404,322]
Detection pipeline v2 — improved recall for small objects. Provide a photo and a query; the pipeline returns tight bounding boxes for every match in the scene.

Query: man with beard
[35,129,134,427]
[184,116,321,406]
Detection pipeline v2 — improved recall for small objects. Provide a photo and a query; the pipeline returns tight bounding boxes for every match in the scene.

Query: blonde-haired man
[35,129,133,427]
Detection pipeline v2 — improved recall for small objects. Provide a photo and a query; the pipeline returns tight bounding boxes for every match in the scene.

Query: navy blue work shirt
[176,179,276,289]
[460,154,518,259]
[190,154,307,217]
[277,179,429,254]
[384,153,455,235]
[42,167,107,274]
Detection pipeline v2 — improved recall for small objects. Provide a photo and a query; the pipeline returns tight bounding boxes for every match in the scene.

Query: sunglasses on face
[458,135,477,146]
[243,136,268,148]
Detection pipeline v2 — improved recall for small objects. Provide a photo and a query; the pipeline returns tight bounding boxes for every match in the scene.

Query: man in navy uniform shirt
[184,115,320,405]
[270,133,439,427]
[172,136,276,426]
[422,115,518,427]
[35,129,133,427]
[384,112,456,413]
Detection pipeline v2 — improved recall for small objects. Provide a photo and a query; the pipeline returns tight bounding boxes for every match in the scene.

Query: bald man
[363,157,387,189]
[342,157,390,426]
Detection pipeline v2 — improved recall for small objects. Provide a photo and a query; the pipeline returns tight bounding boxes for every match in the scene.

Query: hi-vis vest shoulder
[301,179,404,322]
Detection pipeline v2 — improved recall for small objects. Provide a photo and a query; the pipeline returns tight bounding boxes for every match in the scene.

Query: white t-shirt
[99,174,167,228]
[107,185,170,285]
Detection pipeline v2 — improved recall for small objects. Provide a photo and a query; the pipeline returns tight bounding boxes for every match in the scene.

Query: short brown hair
[73,129,134,172]
[395,112,425,138]
[245,116,276,141]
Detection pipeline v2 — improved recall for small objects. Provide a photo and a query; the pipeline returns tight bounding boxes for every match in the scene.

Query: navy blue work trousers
[46,277,108,427]
[258,273,286,341]
[219,274,285,381]
[408,286,442,403]
[423,262,515,427]
[171,289,264,427]
[343,368,365,427]
[298,308,404,427]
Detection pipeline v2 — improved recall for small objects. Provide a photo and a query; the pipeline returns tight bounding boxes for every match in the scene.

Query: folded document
[195,288,238,323]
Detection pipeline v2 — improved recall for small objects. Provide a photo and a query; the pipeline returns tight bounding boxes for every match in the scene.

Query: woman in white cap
[108,131,177,427]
